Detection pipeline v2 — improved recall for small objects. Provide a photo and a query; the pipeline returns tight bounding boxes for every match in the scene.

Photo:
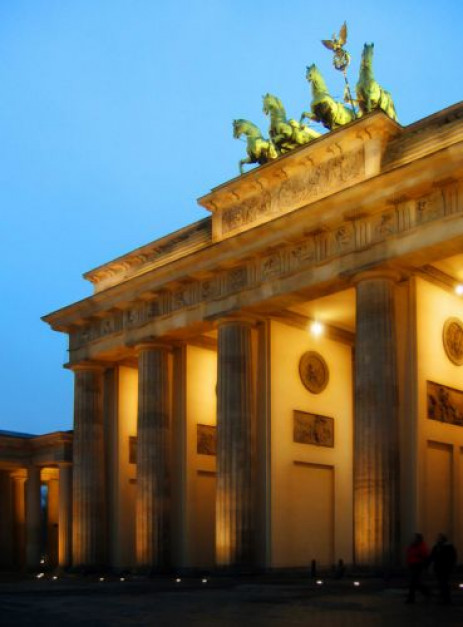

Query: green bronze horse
[356,43,398,121]
[262,93,320,154]
[233,119,278,174]
[301,63,356,131]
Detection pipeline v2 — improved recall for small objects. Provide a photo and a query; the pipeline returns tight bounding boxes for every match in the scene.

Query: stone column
[11,470,27,569]
[46,474,59,567]
[58,464,72,569]
[216,318,254,568]
[25,466,42,569]
[354,271,400,568]
[71,364,106,569]
[135,344,170,571]
[0,471,14,569]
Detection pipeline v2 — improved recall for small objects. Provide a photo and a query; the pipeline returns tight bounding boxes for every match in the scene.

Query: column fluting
[25,466,41,569]
[135,345,170,571]
[71,364,106,569]
[354,273,400,568]
[58,464,72,569]
[216,319,254,568]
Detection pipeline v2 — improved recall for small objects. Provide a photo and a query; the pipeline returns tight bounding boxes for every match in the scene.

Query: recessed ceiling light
[310,321,324,336]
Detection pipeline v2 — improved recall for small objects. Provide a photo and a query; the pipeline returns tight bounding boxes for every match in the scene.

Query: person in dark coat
[429,533,457,604]
[406,532,430,603]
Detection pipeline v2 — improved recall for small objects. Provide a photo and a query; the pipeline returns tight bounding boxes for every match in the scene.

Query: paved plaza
[0,575,462,627]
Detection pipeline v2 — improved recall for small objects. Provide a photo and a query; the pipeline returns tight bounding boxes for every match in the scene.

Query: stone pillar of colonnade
[43,470,59,567]
[135,343,171,572]
[0,471,14,569]
[25,466,42,569]
[354,271,401,569]
[71,363,107,570]
[215,317,254,569]
[11,470,27,569]
[58,463,72,569]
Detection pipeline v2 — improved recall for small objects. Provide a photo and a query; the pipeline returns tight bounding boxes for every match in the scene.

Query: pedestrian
[429,533,457,604]
[405,532,430,603]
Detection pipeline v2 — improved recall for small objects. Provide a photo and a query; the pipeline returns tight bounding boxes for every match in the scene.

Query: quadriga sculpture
[301,64,356,131]
[356,43,398,121]
[232,119,278,174]
[262,93,320,154]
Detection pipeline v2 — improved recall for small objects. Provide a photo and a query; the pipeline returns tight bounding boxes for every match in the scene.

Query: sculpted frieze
[290,240,316,270]
[70,180,462,353]
[331,223,355,255]
[172,287,191,310]
[261,253,283,280]
[201,278,221,301]
[372,210,397,241]
[221,147,364,236]
[227,267,248,292]
[416,189,444,225]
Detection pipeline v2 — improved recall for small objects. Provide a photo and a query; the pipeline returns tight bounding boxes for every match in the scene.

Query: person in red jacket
[406,533,431,603]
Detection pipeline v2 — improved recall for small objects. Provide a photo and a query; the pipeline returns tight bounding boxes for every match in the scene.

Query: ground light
[353,581,360,587]
[202,578,208,584]
[316,580,323,585]
[36,573,44,579]
[175,578,182,583]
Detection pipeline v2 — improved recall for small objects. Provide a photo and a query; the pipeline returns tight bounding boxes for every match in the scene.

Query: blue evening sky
[1,1,462,434]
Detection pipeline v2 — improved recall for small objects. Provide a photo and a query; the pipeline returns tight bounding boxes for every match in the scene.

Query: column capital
[10,469,27,481]
[41,468,59,482]
[134,341,172,356]
[352,268,402,286]
[214,314,259,329]
[66,360,108,373]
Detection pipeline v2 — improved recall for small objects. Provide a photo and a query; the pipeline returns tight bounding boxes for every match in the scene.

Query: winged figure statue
[321,21,350,72]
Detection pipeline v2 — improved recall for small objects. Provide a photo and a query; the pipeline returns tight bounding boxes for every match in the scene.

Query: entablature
[43,103,463,365]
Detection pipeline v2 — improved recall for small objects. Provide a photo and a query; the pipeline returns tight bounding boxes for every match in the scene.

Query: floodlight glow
[175,578,182,583]
[310,321,324,337]
[99,577,105,582]
[120,577,125,582]
[455,284,463,296]
[202,578,208,583]
[353,581,360,587]
[36,573,44,579]
[316,579,323,585]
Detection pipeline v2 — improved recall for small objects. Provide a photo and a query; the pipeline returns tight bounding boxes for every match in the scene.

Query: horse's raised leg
[239,157,253,175]
[300,111,315,124]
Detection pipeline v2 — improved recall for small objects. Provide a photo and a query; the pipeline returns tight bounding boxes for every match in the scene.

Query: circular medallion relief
[299,351,329,394]
[443,317,463,365]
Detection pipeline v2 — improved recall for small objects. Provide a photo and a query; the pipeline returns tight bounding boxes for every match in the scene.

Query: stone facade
[4,104,463,572]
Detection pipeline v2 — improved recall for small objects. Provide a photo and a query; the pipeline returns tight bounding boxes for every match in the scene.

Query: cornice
[42,103,463,351]
[83,217,212,293]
